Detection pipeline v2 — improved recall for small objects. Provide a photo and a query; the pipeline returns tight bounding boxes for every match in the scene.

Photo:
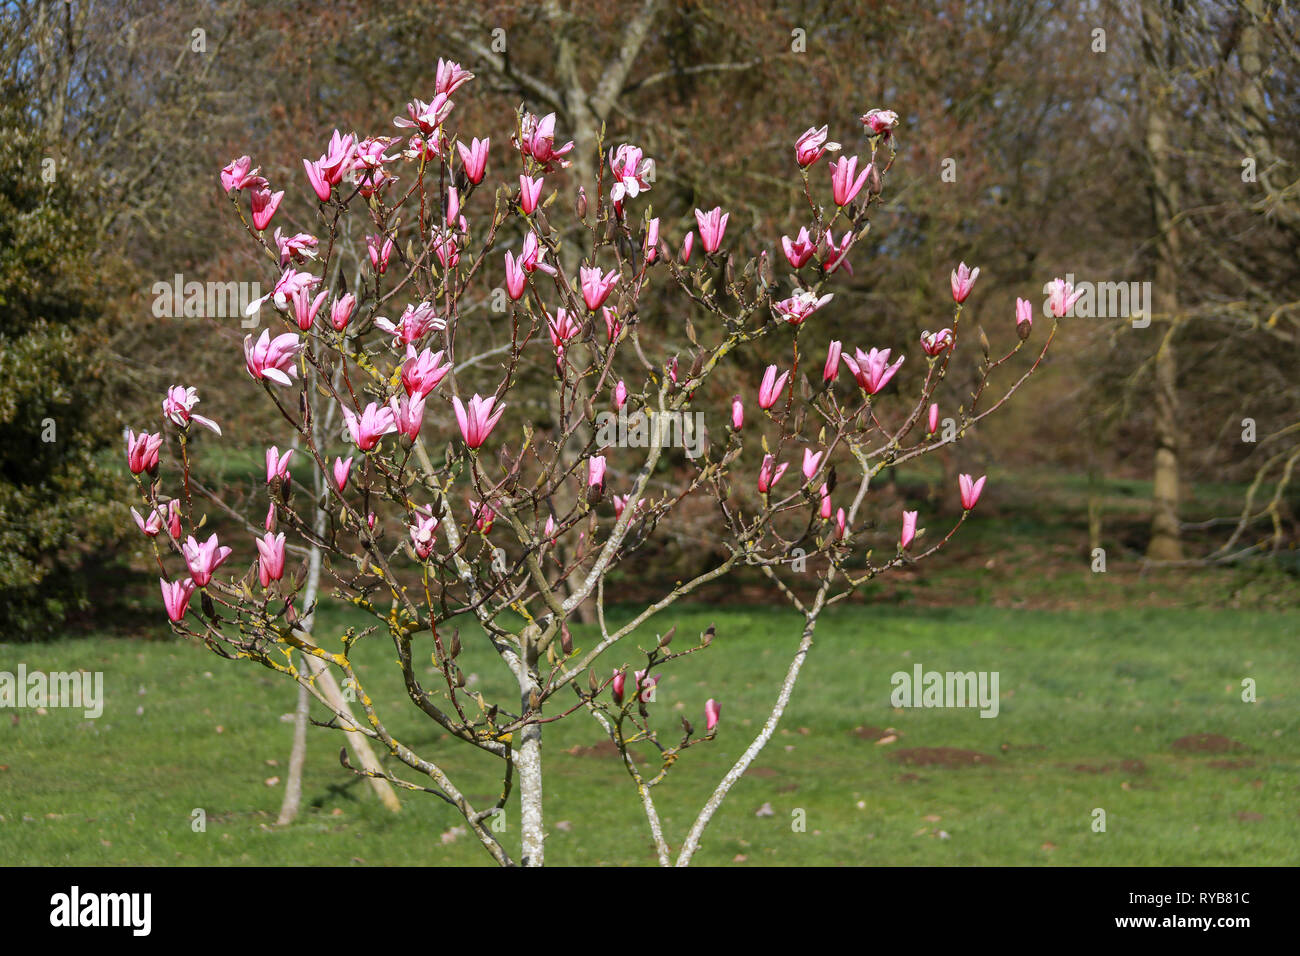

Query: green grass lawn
[2,602,1297,866]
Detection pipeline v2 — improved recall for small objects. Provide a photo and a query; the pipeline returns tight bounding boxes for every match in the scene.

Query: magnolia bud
[659,624,676,648]
[560,622,572,655]
[576,186,587,219]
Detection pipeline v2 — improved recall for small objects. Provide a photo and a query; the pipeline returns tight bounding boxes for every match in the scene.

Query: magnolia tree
[124,62,1070,866]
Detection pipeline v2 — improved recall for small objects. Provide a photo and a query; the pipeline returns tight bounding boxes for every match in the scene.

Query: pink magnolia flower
[244,329,304,386]
[160,577,197,623]
[452,394,506,449]
[680,230,695,263]
[608,144,654,202]
[255,531,286,587]
[401,133,440,163]
[775,288,833,325]
[920,328,954,356]
[543,515,557,543]
[374,302,444,346]
[333,456,353,492]
[580,265,618,311]
[517,112,574,169]
[351,136,399,196]
[249,186,284,231]
[330,293,356,331]
[435,58,475,96]
[126,429,163,475]
[392,392,426,440]
[782,227,817,268]
[394,93,455,136]
[819,484,833,519]
[928,403,939,435]
[519,174,544,214]
[265,446,293,484]
[182,533,232,588]
[694,207,729,255]
[504,251,527,300]
[409,510,440,559]
[757,453,789,494]
[951,262,979,303]
[901,510,917,549]
[821,229,854,275]
[221,156,266,194]
[644,217,660,262]
[634,670,659,703]
[613,380,628,410]
[131,506,163,537]
[705,698,721,732]
[829,155,871,207]
[842,347,904,395]
[548,308,582,361]
[315,129,358,184]
[611,669,626,705]
[470,499,495,534]
[1016,296,1034,336]
[457,136,490,184]
[401,345,451,397]
[303,159,332,201]
[444,185,461,228]
[588,455,607,490]
[140,500,181,539]
[860,109,899,135]
[758,365,790,410]
[794,125,839,167]
[431,228,460,270]
[274,229,318,267]
[1047,277,1084,318]
[835,507,848,540]
[246,267,319,316]
[602,307,623,343]
[824,340,843,382]
[959,473,987,510]
[802,448,824,481]
[291,286,327,331]
[731,395,744,430]
[368,234,395,274]
[342,402,398,451]
[162,386,222,435]
[516,231,556,275]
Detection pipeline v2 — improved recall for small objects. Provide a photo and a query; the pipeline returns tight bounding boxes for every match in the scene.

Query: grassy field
[2,600,1297,866]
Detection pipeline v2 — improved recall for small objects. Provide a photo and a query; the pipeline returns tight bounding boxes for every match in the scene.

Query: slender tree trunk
[517,624,544,865]
[1148,327,1183,559]
[1141,0,1185,561]
[276,677,310,825]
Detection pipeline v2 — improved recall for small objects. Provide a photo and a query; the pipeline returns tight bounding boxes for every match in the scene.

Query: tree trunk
[276,677,310,825]
[517,625,544,865]
[1141,0,1185,561]
[1148,327,1183,560]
